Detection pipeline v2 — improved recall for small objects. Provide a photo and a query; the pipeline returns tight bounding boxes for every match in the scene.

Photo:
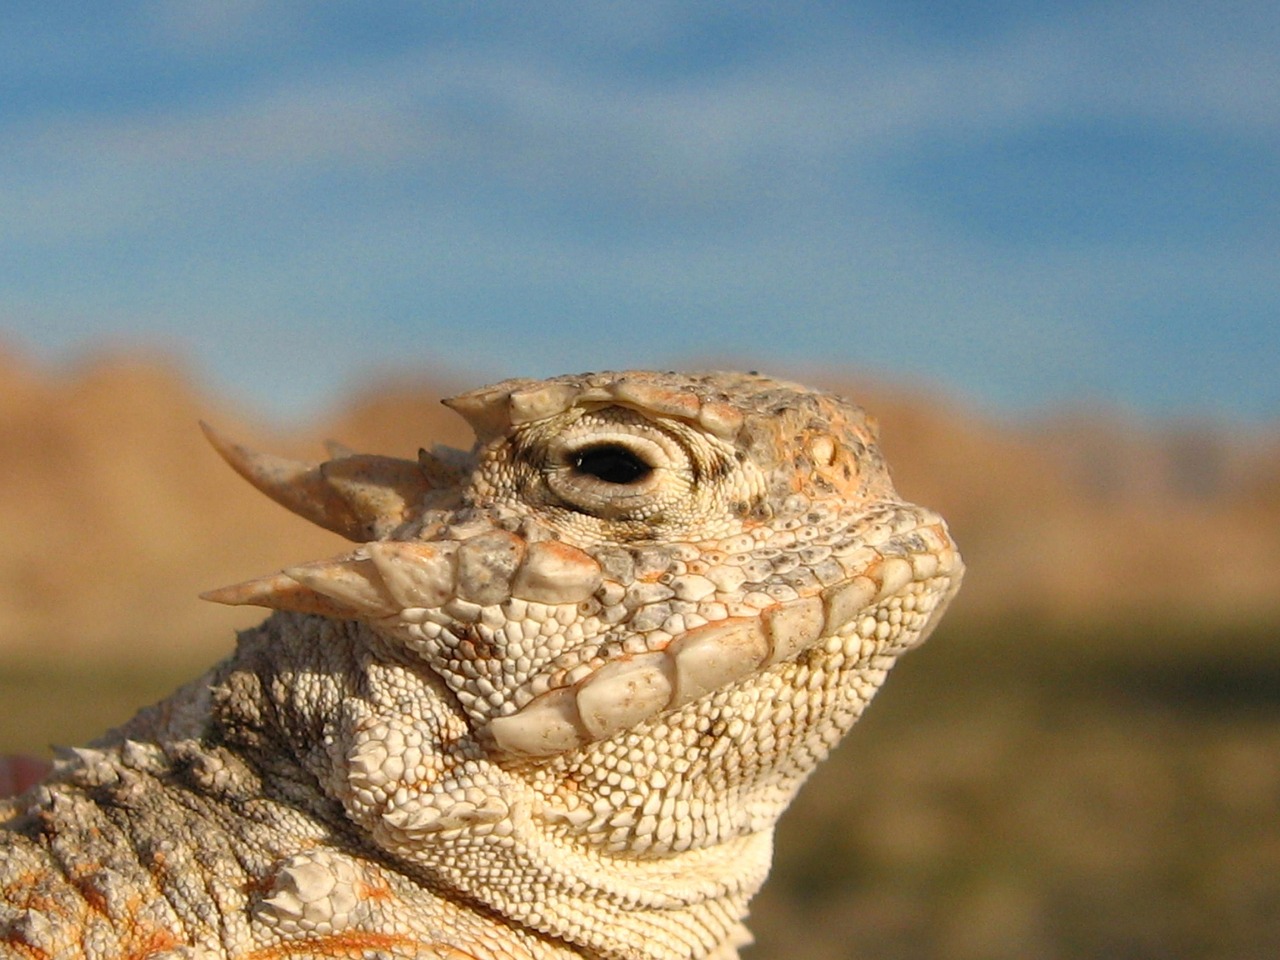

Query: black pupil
[571,445,653,484]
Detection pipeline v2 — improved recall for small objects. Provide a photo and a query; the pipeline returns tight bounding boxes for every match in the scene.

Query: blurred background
[2,3,1278,958]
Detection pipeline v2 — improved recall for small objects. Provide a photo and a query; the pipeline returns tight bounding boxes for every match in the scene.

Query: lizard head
[204,370,961,836]
[204,371,960,762]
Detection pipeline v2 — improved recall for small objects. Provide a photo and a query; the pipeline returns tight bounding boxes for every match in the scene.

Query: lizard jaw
[205,518,961,760]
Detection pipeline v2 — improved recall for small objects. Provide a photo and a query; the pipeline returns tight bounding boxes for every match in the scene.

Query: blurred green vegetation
[3,617,1279,959]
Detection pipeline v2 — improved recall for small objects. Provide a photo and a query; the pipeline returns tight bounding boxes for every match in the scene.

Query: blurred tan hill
[1,346,1278,667]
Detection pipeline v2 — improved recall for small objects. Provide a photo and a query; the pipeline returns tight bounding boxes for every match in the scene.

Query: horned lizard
[0,370,962,960]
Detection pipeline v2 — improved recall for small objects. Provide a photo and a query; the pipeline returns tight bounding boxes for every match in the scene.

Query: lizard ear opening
[200,422,441,542]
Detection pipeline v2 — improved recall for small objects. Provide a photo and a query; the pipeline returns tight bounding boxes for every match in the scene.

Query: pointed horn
[201,553,402,620]
[441,385,514,442]
[442,380,584,439]
[200,572,366,619]
[201,424,436,542]
[201,422,366,540]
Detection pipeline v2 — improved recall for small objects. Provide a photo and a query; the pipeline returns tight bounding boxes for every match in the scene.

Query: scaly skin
[0,370,962,960]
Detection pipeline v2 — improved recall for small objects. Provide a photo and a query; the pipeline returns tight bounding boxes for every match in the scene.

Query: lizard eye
[544,424,688,521]
[571,444,654,485]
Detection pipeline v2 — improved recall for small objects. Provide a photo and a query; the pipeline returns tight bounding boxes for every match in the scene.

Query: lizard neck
[216,612,770,960]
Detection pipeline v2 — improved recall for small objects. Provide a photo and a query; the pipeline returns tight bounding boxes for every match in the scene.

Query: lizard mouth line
[204,515,960,761]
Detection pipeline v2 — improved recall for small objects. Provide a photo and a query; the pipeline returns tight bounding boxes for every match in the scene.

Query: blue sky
[1,1,1277,423]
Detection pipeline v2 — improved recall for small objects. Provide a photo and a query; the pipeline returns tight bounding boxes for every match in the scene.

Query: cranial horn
[441,385,514,442]
[443,379,585,440]
[200,422,432,542]
[201,422,360,538]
